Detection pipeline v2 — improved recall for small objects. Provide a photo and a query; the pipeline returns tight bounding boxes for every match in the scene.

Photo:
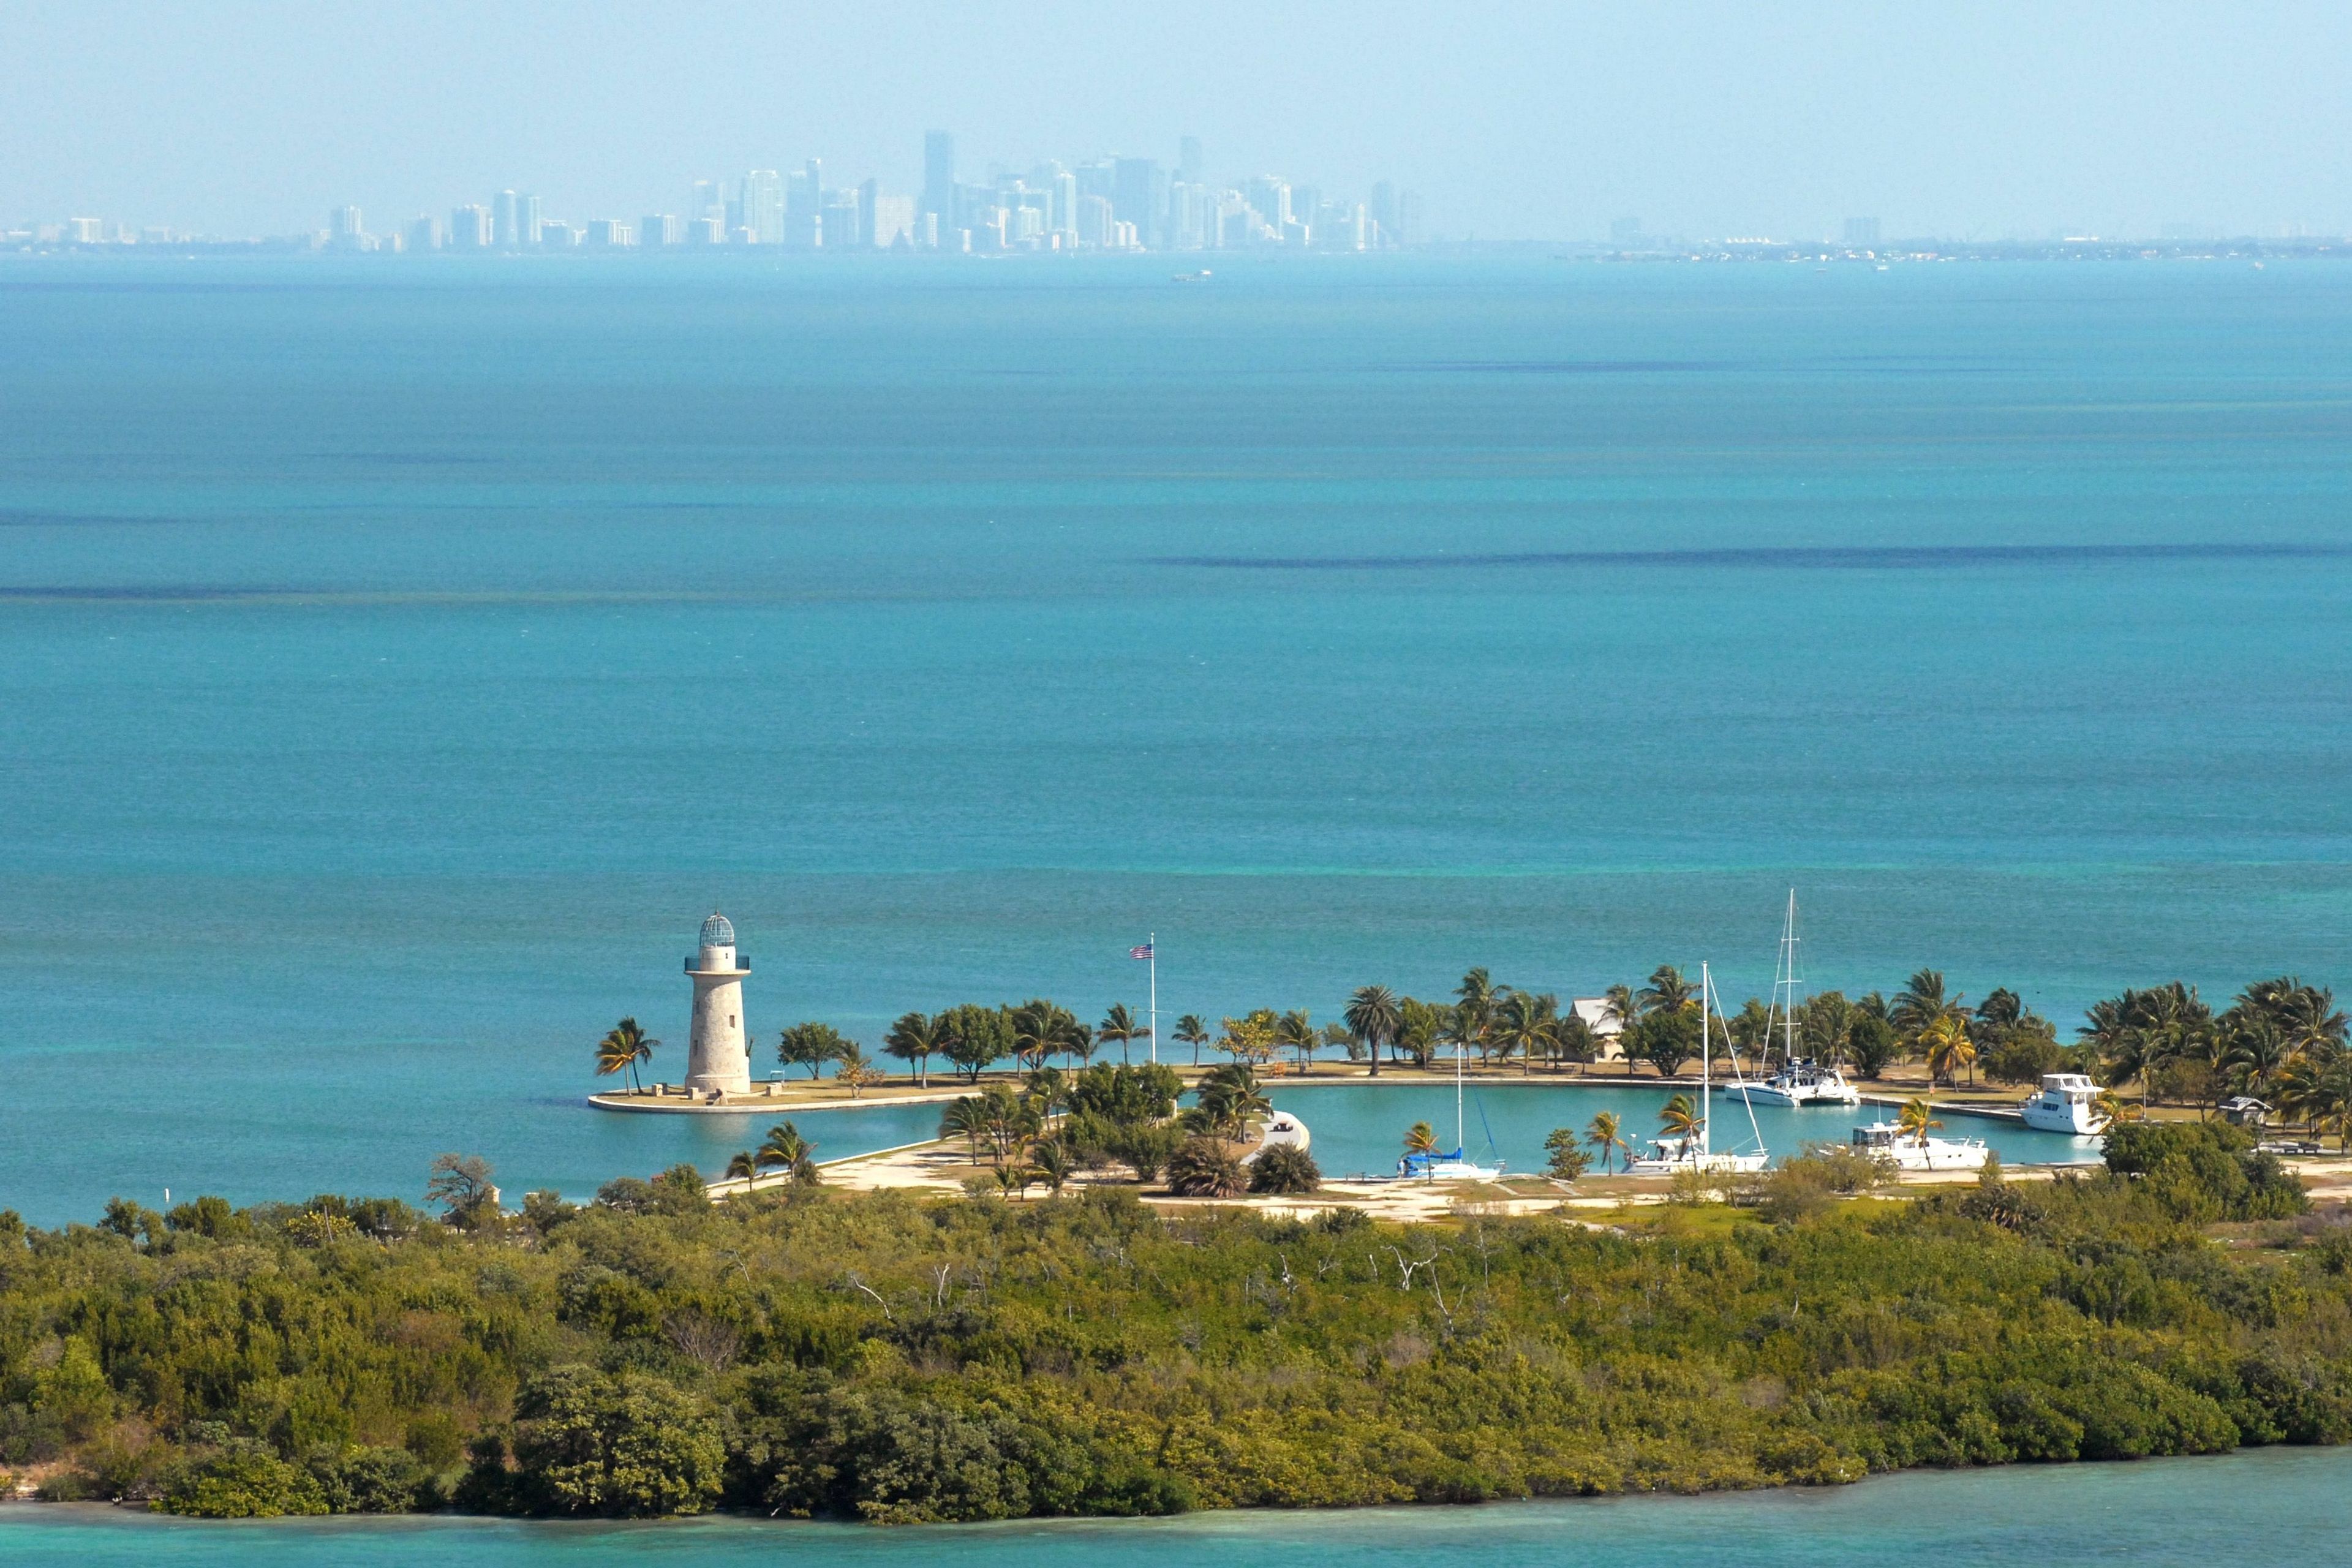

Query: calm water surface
[2,1447,2345,1566]
[4,255,2350,1221]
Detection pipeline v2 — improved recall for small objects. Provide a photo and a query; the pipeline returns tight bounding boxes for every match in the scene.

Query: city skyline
[9,6,2352,244]
[10,130,1433,255]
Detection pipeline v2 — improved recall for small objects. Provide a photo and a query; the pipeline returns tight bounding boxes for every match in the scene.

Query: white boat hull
[2020,1072,2108,1135]
[2020,1101,2106,1135]
[1398,1156,1503,1181]
[1733,1082,1861,1108]
[1625,1150,1770,1176]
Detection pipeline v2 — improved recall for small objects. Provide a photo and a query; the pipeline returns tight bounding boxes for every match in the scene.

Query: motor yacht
[2020,1072,2108,1135]
[1849,1120,1991,1172]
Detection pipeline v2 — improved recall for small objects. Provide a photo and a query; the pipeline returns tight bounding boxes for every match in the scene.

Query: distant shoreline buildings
[10,132,1428,257]
[8,131,2346,260]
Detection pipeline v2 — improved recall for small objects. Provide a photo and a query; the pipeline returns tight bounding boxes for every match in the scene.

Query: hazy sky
[5,1,2348,241]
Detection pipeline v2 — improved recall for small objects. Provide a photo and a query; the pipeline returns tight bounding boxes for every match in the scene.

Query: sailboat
[1625,963,1771,1175]
[1396,1034,1505,1180]
[1733,891,1860,1108]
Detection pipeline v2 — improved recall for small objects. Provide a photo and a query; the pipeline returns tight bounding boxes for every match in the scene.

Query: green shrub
[508,1366,725,1517]
[1247,1145,1321,1195]
[157,1439,330,1518]
[1164,1139,1245,1197]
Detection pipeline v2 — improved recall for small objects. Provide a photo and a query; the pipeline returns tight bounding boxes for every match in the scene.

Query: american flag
[1129,943,1155,960]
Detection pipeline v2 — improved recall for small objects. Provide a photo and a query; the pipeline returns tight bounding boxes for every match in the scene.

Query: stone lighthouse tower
[684,912,752,1098]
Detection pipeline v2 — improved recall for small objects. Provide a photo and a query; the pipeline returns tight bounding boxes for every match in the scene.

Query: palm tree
[1658,1093,1701,1142]
[2236,976,2350,1057]
[596,1017,658,1092]
[1895,1096,1942,1147]
[1393,998,1442,1069]
[756,1121,813,1172]
[938,1098,989,1163]
[1098,1003,1145,1066]
[1023,1064,1071,1120]
[1030,1138,1075,1194]
[2132,982,2215,1108]
[1893,970,1969,1072]
[2092,1089,2140,1128]
[1173,1014,1211,1068]
[1011,999,1084,1071]
[2223,1018,2294,1100]
[724,1150,758,1183]
[1455,968,1498,1065]
[1346,985,1401,1078]
[2279,1052,2352,1148]
[1274,1009,1318,1076]
[1551,1012,1599,1075]
[1439,1003,1485,1071]
[1164,1139,1246,1197]
[1636,966,1696,1017]
[1194,1063,1271,1140]
[1921,1014,1977,1087]
[1403,1120,1439,1157]
[1496,990,1558,1076]
[1586,1110,1627,1174]
[1891,969,1959,1035]
[1728,997,1774,1072]
[883,1011,948,1087]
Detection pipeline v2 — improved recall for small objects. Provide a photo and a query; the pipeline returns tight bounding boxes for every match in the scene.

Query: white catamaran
[1732,890,1860,1109]
[1397,1033,1504,1180]
[1625,963,1771,1175]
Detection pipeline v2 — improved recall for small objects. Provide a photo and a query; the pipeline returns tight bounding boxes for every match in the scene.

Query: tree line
[593,968,2350,1132]
[0,1118,2336,1521]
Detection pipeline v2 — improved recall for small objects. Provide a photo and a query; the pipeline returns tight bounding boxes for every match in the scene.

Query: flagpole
[1148,932,1157,1065]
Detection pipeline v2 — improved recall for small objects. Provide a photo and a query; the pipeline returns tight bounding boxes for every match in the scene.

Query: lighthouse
[683,912,752,1098]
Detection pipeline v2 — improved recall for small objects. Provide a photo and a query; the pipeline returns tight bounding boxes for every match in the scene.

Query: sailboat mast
[1700,961,1711,1157]
[1782,890,1799,1065]
[1455,1036,1465,1152]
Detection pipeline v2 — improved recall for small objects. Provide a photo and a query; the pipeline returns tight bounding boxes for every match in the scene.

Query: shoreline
[5,1422,2347,1528]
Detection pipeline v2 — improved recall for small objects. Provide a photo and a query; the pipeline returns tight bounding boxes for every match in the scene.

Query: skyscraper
[330,206,365,246]
[870,197,916,250]
[1842,216,1882,246]
[639,214,680,247]
[922,131,956,230]
[1179,136,1202,184]
[404,214,443,252]
[787,159,823,247]
[518,194,543,247]
[1112,158,1163,249]
[450,205,491,249]
[741,170,784,244]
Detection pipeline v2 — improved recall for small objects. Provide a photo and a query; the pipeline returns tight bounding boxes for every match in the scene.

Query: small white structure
[684,912,752,1098]
[1571,997,1626,1063]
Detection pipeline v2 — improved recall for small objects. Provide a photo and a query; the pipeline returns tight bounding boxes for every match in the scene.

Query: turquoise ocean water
[5,254,2352,1222]
[3,1446,2347,1566]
